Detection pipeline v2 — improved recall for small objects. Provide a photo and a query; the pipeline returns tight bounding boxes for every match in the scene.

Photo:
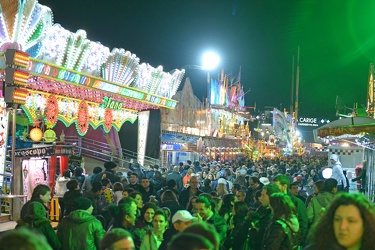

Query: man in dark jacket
[20,184,51,221]
[83,181,103,216]
[139,177,157,203]
[63,179,82,216]
[94,161,120,184]
[179,176,203,209]
[125,172,142,191]
[166,166,183,191]
[195,196,227,247]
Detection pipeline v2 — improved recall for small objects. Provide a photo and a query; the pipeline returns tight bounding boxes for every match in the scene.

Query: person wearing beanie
[94,161,121,184]
[57,197,105,250]
[82,166,103,192]
[16,202,62,250]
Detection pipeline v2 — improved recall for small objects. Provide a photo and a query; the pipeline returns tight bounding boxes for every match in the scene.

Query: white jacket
[55,177,70,197]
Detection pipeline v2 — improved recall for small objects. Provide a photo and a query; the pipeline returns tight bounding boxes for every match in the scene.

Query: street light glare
[201,51,220,70]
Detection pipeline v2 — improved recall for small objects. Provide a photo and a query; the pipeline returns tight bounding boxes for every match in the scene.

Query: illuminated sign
[297,117,318,127]
[101,96,123,110]
[28,60,177,109]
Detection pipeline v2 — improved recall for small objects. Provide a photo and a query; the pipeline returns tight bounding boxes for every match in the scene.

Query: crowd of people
[1,154,374,250]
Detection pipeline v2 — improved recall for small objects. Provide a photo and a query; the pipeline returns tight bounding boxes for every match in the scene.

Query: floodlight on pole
[201,51,220,70]
[182,51,221,71]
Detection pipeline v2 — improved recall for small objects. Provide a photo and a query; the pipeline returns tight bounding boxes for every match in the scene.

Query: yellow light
[5,68,30,86]
[5,49,30,68]
[14,69,30,86]
[13,88,28,105]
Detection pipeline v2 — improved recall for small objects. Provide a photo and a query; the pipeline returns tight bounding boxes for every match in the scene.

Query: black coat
[178,187,203,209]
[20,197,48,221]
[94,170,121,185]
[160,200,184,219]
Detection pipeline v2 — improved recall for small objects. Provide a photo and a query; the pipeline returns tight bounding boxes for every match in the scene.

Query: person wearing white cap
[158,210,197,250]
[329,154,348,192]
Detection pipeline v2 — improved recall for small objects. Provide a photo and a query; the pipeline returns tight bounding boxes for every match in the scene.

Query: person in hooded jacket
[262,193,299,250]
[16,201,61,250]
[57,197,105,250]
[330,154,348,192]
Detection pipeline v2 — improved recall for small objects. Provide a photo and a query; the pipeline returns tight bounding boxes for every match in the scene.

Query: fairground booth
[0,0,183,220]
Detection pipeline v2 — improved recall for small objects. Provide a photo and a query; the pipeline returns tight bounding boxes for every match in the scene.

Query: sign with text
[13,145,73,158]
[28,59,177,109]
[297,117,319,127]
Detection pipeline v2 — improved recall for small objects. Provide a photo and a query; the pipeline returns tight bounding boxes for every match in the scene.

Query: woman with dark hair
[160,190,183,219]
[135,202,158,231]
[140,210,168,250]
[219,193,236,225]
[129,191,144,219]
[305,193,375,250]
[262,193,299,249]
[200,170,208,183]
[108,201,143,250]
[225,201,249,250]
[186,196,198,214]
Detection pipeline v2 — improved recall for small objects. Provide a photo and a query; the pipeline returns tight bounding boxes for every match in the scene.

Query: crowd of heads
[3,154,375,250]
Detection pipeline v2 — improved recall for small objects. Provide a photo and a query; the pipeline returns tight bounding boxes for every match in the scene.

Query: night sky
[38,0,375,121]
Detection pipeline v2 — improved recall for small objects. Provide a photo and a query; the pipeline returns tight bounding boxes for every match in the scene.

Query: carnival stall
[0,0,184,219]
[314,117,375,200]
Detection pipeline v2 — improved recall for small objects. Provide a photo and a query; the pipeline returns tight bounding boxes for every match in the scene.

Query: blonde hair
[216,183,228,197]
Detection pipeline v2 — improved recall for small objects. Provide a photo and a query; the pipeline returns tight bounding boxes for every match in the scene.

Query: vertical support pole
[137,111,150,166]
[11,104,22,220]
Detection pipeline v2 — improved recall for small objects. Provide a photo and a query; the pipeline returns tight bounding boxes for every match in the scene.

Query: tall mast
[290,56,295,115]
[294,46,300,121]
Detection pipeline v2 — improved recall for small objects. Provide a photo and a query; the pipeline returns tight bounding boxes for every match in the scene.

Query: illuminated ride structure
[160,70,252,166]
[263,108,303,157]
[0,0,184,219]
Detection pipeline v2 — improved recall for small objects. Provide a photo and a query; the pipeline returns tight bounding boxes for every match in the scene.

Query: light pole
[182,50,221,108]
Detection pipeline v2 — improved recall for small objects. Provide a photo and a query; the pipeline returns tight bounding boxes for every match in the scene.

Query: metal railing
[64,136,160,167]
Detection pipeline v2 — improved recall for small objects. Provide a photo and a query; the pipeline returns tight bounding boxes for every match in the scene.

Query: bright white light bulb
[322,168,333,179]
[201,51,220,70]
